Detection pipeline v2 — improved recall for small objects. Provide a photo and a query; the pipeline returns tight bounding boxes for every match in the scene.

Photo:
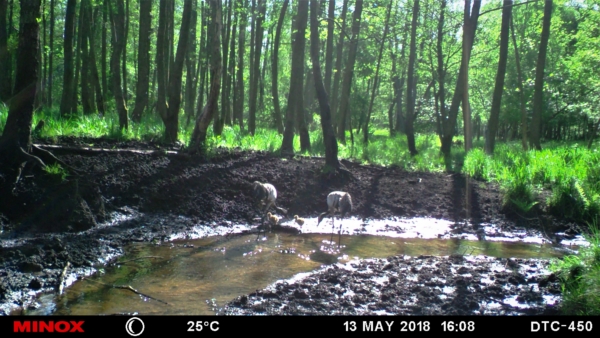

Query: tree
[440,0,481,157]
[336,0,363,144]
[189,0,222,153]
[59,0,77,116]
[485,0,513,155]
[131,0,153,123]
[309,0,348,174]
[363,0,392,144]
[530,0,553,150]
[280,0,310,156]
[109,0,128,130]
[405,0,419,156]
[248,0,265,136]
[271,0,288,134]
[0,0,43,183]
[0,0,11,102]
[163,0,193,143]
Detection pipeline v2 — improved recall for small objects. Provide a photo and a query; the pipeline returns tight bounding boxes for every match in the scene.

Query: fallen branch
[56,261,71,295]
[109,256,162,266]
[34,144,180,156]
[84,279,168,305]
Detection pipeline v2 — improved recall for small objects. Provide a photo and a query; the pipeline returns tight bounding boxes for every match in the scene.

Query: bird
[267,212,279,229]
[252,181,287,240]
[317,191,353,248]
[294,215,305,226]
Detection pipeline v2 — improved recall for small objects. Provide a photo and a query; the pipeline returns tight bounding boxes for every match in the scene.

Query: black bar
[1,316,598,336]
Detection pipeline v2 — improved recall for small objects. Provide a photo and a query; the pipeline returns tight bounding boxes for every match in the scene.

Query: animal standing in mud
[317,191,353,248]
[294,215,305,226]
[267,212,280,230]
[252,181,287,239]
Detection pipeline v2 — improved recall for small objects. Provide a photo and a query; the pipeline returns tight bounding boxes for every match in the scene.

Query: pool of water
[25,223,569,316]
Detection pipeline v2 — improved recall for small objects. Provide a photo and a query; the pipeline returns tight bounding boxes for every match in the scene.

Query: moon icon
[125,317,145,336]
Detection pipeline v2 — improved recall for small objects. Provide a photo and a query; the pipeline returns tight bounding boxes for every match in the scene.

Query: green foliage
[463,142,600,222]
[44,163,68,181]
[550,223,600,315]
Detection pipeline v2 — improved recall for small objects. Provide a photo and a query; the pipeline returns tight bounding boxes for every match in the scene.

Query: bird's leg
[338,218,342,249]
[330,215,335,244]
[256,204,265,241]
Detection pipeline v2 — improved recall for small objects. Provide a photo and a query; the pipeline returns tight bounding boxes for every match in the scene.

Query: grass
[463,143,600,222]
[549,222,600,315]
[44,163,68,181]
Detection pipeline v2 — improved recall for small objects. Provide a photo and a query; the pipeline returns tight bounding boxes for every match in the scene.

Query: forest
[0,0,599,316]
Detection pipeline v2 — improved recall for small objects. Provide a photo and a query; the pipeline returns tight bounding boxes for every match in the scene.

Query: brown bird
[294,215,305,226]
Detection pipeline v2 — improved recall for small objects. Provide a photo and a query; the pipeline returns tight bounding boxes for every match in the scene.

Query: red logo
[13,321,85,333]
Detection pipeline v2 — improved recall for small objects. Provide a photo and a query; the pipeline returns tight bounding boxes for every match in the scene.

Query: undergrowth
[550,222,600,315]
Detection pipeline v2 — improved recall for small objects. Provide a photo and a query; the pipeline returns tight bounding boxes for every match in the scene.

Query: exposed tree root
[56,262,71,295]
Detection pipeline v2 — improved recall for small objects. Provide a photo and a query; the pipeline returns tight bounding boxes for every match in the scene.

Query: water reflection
[26,231,566,316]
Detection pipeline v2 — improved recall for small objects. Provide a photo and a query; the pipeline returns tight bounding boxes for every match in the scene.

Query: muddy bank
[0,137,582,315]
[220,255,562,316]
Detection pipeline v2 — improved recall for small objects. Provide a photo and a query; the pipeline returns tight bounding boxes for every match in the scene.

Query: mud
[0,136,581,315]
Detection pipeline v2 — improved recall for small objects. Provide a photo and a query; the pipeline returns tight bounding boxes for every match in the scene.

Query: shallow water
[25,218,571,316]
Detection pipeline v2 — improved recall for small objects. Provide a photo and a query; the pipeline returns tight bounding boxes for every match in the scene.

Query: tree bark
[162,0,193,143]
[271,0,288,134]
[183,1,198,125]
[405,0,419,156]
[248,0,265,136]
[102,0,108,101]
[131,0,152,123]
[234,0,247,131]
[280,0,310,155]
[336,0,363,144]
[109,0,128,130]
[440,0,481,157]
[324,0,335,95]
[330,0,349,135]
[59,0,77,116]
[530,0,553,150]
[0,0,10,102]
[189,0,222,153]
[485,0,512,155]
[310,0,345,172]
[0,0,42,177]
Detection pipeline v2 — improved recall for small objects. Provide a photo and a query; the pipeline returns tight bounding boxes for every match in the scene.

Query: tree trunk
[405,0,419,156]
[440,0,481,156]
[110,0,128,130]
[214,0,232,136]
[234,0,247,131]
[485,0,512,154]
[122,0,129,106]
[225,1,237,127]
[336,0,363,144]
[0,0,10,102]
[436,0,446,143]
[131,0,152,123]
[330,0,348,133]
[280,0,309,155]
[183,1,198,125]
[48,0,54,106]
[71,1,84,115]
[80,0,95,115]
[189,0,222,153]
[530,0,552,150]
[248,0,265,136]
[102,0,108,101]
[87,4,105,116]
[156,0,169,130]
[363,0,392,144]
[0,0,42,178]
[59,0,77,116]
[310,0,345,172]
[324,0,335,95]
[271,0,288,134]
[163,0,193,143]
